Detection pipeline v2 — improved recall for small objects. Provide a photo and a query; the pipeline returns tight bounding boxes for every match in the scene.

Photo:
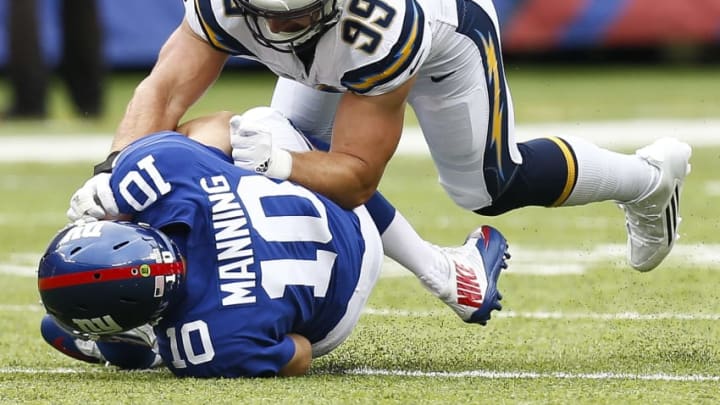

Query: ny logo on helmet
[58,221,105,245]
[72,315,123,334]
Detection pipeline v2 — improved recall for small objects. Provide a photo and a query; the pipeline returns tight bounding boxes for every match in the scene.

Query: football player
[68,0,690,274]
[40,108,509,377]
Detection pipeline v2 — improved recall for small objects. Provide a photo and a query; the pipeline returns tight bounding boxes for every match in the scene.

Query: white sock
[380,211,450,296]
[560,136,659,206]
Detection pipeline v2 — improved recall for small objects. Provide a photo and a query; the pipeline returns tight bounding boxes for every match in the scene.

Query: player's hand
[66,173,119,221]
[230,112,292,180]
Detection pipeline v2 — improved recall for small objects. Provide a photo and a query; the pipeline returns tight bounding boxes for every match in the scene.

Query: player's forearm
[289,150,383,209]
[112,80,186,152]
[291,83,410,209]
[112,21,227,153]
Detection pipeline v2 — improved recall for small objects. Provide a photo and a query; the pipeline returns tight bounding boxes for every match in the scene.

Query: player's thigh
[408,38,520,210]
[311,206,382,357]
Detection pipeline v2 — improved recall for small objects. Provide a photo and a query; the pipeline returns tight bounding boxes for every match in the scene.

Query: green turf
[1,147,719,403]
[1,66,719,403]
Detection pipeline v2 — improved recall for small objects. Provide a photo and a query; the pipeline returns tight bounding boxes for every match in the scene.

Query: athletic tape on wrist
[265,149,293,180]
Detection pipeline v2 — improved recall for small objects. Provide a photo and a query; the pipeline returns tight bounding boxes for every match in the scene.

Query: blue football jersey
[110,132,372,377]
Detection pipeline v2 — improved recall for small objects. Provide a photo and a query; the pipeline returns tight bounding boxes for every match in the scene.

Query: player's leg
[476,136,657,214]
[607,139,691,271]
[95,324,162,370]
[479,135,690,272]
[41,314,161,369]
[408,0,520,212]
[41,314,104,364]
[364,192,508,325]
[414,0,691,271]
[311,205,383,356]
[449,63,690,272]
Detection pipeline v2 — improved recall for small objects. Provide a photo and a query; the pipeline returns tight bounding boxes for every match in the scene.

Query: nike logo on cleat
[430,71,456,83]
[455,261,483,307]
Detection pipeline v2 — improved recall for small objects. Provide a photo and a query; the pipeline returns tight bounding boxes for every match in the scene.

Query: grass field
[1,65,719,404]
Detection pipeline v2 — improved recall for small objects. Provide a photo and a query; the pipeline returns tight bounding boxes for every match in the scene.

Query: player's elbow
[279,355,311,377]
[328,172,379,209]
[339,185,377,209]
[279,334,312,377]
[339,158,383,208]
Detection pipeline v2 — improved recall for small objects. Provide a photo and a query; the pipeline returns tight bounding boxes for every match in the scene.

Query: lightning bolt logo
[480,31,505,179]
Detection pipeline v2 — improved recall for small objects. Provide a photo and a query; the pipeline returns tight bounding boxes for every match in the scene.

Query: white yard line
[0,367,159,374]
[0,366,716,382]
[362,308,720,321]
[2,119,719,162]
[344,368,720,382]
[4,304,719,322]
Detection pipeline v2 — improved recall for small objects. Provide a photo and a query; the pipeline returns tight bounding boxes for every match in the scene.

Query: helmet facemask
[233,0,341,53]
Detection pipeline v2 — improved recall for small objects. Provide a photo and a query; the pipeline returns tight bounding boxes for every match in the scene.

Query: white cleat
[619,138,692,272]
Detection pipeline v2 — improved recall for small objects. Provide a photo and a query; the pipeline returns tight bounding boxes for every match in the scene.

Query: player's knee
[474,204,510,216]
[441,182,494,212]
[475,138,575,216]
[474,184,529,216]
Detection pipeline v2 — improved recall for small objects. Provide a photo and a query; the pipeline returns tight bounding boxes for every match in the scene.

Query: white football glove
[66,172,119,221]
[230,109,293,180]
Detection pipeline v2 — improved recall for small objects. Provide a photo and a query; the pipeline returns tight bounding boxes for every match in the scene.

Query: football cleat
[438,225,509,325]
[41,314,104,364]
[96,323,161,369]
[619,138,692,272]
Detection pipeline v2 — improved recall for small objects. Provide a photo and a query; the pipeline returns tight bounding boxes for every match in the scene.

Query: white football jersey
[185,0,519,211]
[182,0,476,96]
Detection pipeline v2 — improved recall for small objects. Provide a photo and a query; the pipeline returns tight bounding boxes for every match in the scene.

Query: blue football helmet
[38,221,185,339]
[233,0,343,52]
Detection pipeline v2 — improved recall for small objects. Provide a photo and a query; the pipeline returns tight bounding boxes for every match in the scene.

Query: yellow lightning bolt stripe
[350,10,420,91]
[195,0,233,52]
[546,136,578,206]
[481,34,504,171]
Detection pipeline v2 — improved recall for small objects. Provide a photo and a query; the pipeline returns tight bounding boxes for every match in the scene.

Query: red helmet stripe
[38,262,185,291]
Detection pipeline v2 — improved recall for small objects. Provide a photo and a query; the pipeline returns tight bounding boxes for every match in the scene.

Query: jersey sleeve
[227,335,296,377]
[184,0,256,56]
[336,0,430,96]
[110,132,221,229]
[183,0,210,43]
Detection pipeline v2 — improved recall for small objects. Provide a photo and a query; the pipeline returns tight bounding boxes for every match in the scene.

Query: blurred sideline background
[0,0,718,135]
[0,0,719,69]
